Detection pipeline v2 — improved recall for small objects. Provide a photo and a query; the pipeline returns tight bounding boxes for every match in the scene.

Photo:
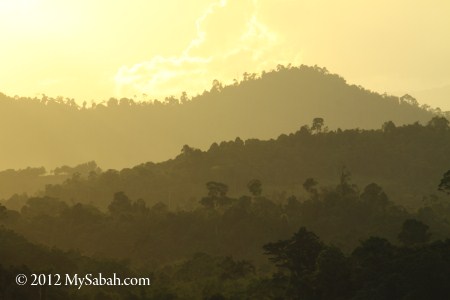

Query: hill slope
[28,118,449,211]
[0,65,440,170]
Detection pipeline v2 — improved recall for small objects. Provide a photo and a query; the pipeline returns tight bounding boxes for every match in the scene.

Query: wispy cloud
[114,0,301,100]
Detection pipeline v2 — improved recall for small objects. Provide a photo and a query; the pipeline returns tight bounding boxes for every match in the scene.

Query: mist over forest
[0,65,442,170]
[1,65,450,299]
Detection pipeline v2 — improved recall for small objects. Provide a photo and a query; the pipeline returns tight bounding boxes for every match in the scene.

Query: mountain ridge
[0,65,444,170]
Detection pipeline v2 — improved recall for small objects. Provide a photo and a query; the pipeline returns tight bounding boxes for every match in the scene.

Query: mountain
[0,65,441,170]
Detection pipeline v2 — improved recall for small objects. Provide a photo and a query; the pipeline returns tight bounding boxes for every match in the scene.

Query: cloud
[114,0,301,100]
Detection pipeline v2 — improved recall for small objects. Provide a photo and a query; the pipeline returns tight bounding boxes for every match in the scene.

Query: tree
[427,116,449,131]
[382,120,396,133]
[298,125,311,135]
[108,192,132,215]
[247,179,262,197]
[180,144,200,157]
[311,118,324,134]
[361,183,389,210]
[398,219,431,246]
[210,79,223,92]
[164,95,179,105]
[400,94,419,106]
[180,91,189,104]
[206,182,228,198]
[107,97,118,107]
[263,227,324,276]
[200,182,230,209]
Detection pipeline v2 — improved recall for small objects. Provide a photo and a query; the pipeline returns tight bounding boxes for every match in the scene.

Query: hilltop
[0,65,441,170]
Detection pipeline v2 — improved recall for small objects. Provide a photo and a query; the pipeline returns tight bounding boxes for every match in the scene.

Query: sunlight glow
[114,0,300,100]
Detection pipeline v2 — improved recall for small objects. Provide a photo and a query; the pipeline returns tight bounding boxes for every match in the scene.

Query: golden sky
[1,0,449,109]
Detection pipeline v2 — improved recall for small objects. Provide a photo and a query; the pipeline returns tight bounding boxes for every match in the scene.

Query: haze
[1,0,449,109]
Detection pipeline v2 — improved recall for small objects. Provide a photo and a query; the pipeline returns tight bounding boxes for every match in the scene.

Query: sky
[1,0,449,109]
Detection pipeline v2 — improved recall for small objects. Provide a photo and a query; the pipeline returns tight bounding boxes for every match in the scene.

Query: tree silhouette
[263,227,324,275]
[200,181,230,208]
[311,117,324,134]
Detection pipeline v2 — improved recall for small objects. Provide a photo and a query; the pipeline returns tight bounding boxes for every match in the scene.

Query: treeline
[3,116,447,211]
[0,64,442,169]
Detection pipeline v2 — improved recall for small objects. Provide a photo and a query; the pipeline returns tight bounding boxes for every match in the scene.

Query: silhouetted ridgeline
[3,117,449,211]
[0,65,443,170]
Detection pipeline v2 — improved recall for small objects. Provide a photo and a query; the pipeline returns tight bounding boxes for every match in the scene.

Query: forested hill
[0,65,441,170]
[5,117,448,211]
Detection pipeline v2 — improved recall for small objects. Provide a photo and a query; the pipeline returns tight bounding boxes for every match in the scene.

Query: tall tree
[311,117,325,134]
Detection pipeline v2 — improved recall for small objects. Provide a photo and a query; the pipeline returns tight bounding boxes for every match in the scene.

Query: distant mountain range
[0,65,444,170]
